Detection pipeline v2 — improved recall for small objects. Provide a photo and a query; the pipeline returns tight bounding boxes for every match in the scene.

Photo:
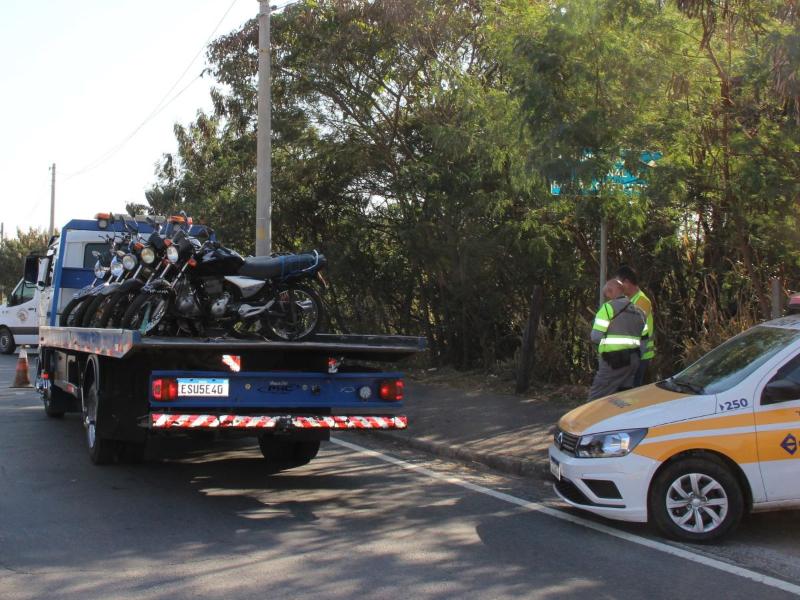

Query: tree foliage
[0,229,51,303]
[140,0,800,382]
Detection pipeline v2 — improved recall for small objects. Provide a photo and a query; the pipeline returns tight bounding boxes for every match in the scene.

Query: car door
[755,352,800,501]
[1,280,26,333]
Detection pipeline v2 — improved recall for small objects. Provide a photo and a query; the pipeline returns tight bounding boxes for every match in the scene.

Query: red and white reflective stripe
[150,414,408,430]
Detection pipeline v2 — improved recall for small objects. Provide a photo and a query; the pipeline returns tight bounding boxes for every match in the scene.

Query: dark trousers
[634,359,650,387]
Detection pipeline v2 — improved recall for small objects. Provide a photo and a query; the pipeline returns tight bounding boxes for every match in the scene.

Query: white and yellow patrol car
[549,315,800,541]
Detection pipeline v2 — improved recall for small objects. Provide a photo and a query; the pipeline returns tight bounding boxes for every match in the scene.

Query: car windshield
[665,326,800,395]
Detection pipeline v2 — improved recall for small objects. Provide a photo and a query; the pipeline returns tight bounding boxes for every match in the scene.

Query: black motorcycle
[122,235,327,341]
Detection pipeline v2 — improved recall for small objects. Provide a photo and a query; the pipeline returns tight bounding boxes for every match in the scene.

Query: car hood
[558,384,718,435]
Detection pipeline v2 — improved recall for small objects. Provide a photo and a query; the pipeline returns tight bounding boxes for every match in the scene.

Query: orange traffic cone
[11,348,32,388]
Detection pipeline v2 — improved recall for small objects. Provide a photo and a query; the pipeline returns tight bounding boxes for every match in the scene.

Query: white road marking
[332,437,800,596]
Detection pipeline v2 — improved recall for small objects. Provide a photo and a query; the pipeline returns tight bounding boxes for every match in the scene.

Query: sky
[0,0,259,239]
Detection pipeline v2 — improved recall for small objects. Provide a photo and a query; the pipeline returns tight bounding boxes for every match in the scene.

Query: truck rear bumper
[146,413,408,430]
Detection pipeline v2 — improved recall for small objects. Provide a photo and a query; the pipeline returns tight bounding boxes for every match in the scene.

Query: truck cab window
[83,243,111,269]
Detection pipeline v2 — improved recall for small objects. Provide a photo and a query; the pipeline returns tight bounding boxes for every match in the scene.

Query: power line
[63,0,242,181]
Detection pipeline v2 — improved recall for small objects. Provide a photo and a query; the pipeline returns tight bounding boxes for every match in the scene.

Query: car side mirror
[763,379,800,404]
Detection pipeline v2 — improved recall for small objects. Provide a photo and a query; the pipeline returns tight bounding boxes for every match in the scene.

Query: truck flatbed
[39,326,426,361]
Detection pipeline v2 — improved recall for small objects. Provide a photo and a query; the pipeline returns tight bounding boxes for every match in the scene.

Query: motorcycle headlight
[141,247,156,265]
[575,429,648,458]
[110,259,124,278]
[94,261,107,279]
[122,254,137,271]
[166,245,180,264]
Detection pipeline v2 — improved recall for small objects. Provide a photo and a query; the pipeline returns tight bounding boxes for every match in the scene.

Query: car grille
[554,428,579,456]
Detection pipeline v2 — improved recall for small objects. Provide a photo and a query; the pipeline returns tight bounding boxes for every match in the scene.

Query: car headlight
[94,261,107,279]
[122,254,137,271]
[166,245,180,264]
[576,428,648,458]
[110,259,124,278]
[141,247,156,265]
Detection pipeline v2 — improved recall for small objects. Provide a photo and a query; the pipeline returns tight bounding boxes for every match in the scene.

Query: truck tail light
[152,377,178,402]
[379,379,404,401]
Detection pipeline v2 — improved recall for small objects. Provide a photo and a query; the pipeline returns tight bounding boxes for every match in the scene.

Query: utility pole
[0,222,4,245]
[49,163,56,237]
[255,0,272,256]
[598,217,607,307]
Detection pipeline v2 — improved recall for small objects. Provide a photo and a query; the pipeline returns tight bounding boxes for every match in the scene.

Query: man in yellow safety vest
[589,279,648,400]
[614,265,654,387]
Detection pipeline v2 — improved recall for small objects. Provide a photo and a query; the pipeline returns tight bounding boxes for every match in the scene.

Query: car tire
[649,456,744,542]
[0,327,15,355]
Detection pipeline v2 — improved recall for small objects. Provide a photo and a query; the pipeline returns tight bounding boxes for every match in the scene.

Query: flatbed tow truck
[31,217,425,469]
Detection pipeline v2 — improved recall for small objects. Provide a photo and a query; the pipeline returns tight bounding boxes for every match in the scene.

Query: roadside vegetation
[129,0,800,384]
[3,1,797,389]
[0,229,51,303]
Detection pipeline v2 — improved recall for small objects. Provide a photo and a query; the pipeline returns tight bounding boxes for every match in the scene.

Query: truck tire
[649,456,744,542]
[37,354,69,418]
[43,385,69,418]
[0,327,15,355]
[119,441,146,464]
[83,368,118,465]
[258,437,320,473]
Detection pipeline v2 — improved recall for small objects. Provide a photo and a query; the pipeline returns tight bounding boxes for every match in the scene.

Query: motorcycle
[122,233,327,341]
[84,228,170,328]
[79,216,144,327]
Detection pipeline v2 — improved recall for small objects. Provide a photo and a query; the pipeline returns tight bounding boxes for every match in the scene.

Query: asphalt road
[1,353,800,599]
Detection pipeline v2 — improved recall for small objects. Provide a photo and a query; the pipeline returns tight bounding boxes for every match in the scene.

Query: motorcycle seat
[237,253,323,280]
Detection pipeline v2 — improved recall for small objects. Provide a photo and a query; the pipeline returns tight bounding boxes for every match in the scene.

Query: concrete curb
[369,430,550,480]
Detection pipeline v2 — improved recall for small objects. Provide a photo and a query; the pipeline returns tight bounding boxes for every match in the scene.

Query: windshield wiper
[665,377,705,395]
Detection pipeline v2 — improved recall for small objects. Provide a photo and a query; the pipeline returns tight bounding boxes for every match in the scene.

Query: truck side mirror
[23,255,39,285]
[36,256,51,289]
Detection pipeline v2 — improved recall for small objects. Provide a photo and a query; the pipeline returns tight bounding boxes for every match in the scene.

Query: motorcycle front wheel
[121,292,171,335]
[96,288,140,328]
[261,284,323,342]
[61,295,92,327]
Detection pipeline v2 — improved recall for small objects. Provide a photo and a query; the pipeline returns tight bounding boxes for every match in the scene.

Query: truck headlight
[122,254,137,271]
[110,259,124,278]
[94,261,107,279]
[166,245,180,264]
[576,429,648,458]
[141,247,156,265]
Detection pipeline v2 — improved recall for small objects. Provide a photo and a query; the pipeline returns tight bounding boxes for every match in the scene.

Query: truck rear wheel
[258,437,320,473]
[83,376,118,465]
[0,327,15,355]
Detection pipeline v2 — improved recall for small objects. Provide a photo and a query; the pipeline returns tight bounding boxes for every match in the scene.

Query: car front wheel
[649,456,744,542]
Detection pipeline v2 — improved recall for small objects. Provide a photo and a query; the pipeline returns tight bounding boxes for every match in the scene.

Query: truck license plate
[177,378,229,397]
[550,457,561,481]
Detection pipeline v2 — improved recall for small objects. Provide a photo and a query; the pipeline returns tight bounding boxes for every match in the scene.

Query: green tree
[0,229,51,303]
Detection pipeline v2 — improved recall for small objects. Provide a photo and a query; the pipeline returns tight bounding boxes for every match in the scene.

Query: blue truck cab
[34,217,425,467]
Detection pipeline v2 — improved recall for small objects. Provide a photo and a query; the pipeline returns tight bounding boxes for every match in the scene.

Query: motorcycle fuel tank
[195,246,245,277]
